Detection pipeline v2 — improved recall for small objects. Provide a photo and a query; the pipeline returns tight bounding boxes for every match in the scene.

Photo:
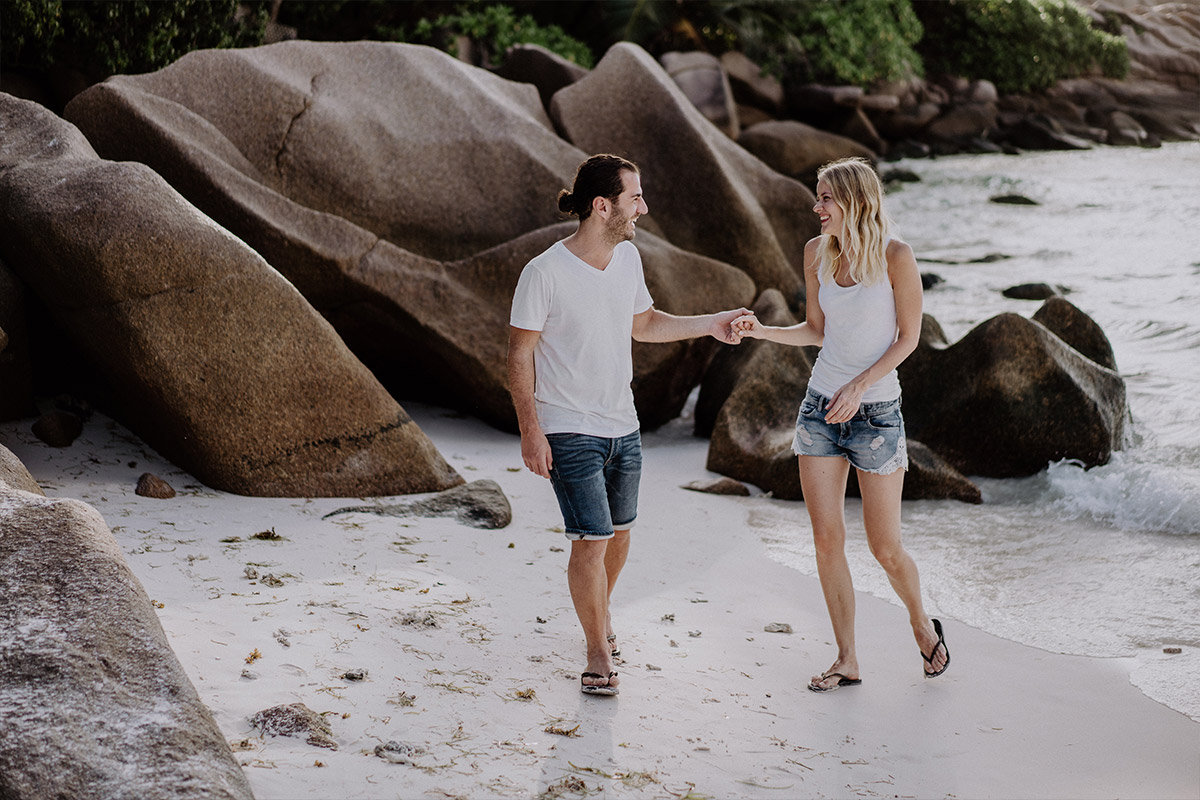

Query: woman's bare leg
[799,455,860,688]
[858,468,948,675]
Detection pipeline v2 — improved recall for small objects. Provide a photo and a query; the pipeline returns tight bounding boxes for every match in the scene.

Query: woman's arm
[734,238,826,347]
[822,239,923,423]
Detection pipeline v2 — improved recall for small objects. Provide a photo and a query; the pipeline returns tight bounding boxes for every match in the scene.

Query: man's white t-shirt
[509,240,654,437]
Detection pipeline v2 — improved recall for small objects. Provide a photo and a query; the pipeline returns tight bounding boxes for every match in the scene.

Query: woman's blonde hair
[814,157,893,286]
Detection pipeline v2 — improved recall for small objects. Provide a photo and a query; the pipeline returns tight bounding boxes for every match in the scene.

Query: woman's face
[813,179,844,237]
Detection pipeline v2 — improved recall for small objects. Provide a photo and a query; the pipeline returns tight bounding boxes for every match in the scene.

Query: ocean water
[750,142,1200,720]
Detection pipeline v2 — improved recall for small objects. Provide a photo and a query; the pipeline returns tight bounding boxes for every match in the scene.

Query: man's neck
[563,223,618,271]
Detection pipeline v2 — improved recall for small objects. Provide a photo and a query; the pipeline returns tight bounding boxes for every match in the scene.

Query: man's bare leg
[603,529,630,654]
[568,538,619,691]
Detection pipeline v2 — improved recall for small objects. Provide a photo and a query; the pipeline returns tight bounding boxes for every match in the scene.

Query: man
[507,154,748,696]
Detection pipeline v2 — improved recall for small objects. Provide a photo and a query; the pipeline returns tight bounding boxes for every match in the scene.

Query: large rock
[0,444,41,496]
[737,120,876,189]
[703,296,978,501]
[924,102,999,141]
[661,50,740,138]
[0,486,253,799]
[899,312,1126,477]
[551,42,818,306]
[67,41,584,262]
[1091,1,1200,89]
[494,43,588,111]
[63,43,589,430]
[695,289,807,438]
[1031,295,1117,371]
[720,51,784,115]
[0,92,462,497]
[0,260,34,421]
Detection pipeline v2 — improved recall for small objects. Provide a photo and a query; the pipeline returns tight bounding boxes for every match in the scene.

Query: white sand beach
[2,402,1197,800]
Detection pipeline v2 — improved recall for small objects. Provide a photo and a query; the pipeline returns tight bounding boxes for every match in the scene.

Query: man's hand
[731,313,761,339]
[522,430,553,479]
[710,307,752,344]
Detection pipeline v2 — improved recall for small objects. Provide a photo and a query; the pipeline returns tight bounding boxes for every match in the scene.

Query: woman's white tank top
[807,244,901,403]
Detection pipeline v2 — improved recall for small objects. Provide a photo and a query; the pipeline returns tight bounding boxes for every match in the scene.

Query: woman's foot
[917,618,950,678]
[606,633,621,658]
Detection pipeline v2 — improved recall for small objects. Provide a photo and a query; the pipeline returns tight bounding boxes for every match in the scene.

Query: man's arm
[631,306,751,344]
[507,326,552,478]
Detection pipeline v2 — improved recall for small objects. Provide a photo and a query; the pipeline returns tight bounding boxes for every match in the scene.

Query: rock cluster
[0,92,462,498]
[2,35,1146,504]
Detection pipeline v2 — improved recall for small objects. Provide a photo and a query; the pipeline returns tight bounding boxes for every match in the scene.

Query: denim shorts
[547,431,642,540]
[792,388,908,475]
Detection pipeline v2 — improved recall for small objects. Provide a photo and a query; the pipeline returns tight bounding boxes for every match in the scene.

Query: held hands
[711,307,753,344]
[731,314,762,340]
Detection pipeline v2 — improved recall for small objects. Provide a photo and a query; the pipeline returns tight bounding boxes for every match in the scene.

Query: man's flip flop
[580,671,619,696]
[607,634,621,658]
[922,618,950,679]
[808,672,862,693]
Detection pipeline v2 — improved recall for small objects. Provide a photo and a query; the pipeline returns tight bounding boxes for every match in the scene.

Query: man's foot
[809,659,859,692]
[808,671,862,692]
[920,618,950,678]
[581,671,619,696]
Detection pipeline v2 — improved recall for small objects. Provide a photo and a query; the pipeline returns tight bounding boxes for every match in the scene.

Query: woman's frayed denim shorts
[546,431,641,540]
[792,388,908,475]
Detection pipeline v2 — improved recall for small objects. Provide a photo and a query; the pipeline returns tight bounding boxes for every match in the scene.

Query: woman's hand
[825,380,868,424]
[732,314,762,339]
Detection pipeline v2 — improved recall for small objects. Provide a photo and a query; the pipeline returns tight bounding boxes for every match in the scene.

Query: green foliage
[1,0,266,78]
[756,0,925,86]
[914,0,1129,93]
[410,3,594,68]
[595,0,924,87]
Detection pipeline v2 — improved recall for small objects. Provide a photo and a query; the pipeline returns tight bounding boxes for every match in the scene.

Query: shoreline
[2,404,1197,799]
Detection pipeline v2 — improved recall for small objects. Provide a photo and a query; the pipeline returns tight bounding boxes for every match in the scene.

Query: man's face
[604,170,648,244]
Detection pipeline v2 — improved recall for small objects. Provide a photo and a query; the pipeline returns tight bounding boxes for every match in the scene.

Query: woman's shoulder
[884,237,919,278]
[885,237,915,262]
[804,235,828,254]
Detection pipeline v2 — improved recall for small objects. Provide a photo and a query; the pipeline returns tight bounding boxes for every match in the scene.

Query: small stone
[763,622,793,634]
[989,193,1039,205]
[273,628,291,647]
[1164,646,1183,654]
[341,668,368,681]
[921,272,945,290]
[688,630,702,638]
[682,477,751,496]
[249,702,337,750]
[646,664,662,671]
[243,566,259,580]
[241,669,259,680]
[261,573,284,588]
[881,167,921,183]
[135,472,176,499]
[31,410,82,448]
[1003,283,1059,301]
[374,741,425,764]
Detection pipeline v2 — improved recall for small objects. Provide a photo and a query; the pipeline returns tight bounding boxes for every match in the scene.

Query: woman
[733,157,949,691]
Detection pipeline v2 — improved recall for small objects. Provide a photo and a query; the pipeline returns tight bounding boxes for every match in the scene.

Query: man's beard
[604,209,636,245]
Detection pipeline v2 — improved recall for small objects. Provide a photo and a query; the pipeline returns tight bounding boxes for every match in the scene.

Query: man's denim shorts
[546,430,642,540]
[792,387,909,475]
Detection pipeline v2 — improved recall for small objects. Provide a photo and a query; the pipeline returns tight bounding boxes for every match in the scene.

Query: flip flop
[580,671,619,696]
[922,618,950,679]
[607,633,621,658]
[808,672,862,693]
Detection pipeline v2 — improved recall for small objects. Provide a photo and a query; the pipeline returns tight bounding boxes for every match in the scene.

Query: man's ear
[592,195,609,218]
